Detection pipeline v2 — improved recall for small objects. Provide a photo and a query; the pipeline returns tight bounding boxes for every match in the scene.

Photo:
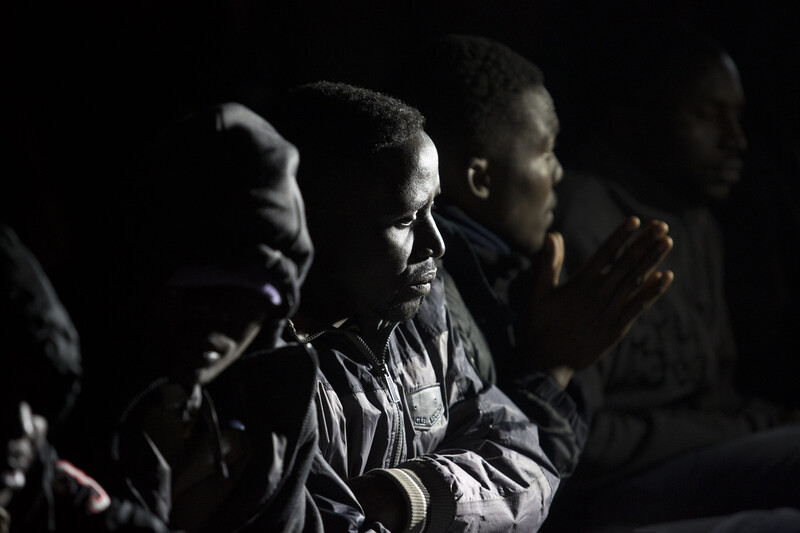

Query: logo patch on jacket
[408,384,445,430]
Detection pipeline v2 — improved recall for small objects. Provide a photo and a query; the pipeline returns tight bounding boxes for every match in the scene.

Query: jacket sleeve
[308,452,392,533]
[508,372,589,478]
[435,244,587,479]
[375,304,562,533]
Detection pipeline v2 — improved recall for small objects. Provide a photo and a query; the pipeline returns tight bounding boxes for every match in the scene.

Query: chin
[383,297,425,323]
[703,182,736,203]
[514,236,544,257]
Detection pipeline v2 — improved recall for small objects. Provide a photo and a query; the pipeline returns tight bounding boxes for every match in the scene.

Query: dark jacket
[553,163,789,483]
[112,344,381,533]
[300,276,561,532]
[431,206,588,478]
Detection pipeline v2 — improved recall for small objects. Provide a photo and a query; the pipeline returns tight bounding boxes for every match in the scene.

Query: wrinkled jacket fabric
[305,276,561,532]
[431,206,588,478]
[113,344,384,533]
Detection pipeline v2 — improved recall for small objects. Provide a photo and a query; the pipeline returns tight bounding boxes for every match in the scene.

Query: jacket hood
[128,102,313,316]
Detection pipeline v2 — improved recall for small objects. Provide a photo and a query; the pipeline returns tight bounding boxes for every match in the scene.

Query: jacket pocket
[408,383,445,431]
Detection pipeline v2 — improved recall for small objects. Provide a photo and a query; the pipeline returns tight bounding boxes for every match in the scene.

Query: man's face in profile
[664,53,748,202]
[315,131,445,325]
[484,87,564,255]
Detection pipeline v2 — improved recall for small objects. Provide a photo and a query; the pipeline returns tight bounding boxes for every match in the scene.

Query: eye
[394,214,416,229]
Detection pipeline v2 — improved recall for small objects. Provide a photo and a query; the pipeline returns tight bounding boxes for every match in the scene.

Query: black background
[6,0,800,411]
[7,0,798,275]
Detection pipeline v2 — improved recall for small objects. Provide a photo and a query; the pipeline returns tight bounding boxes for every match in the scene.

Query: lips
[408,269,437,287]
[549,192,558,212]
[717,159,743,179]
[399,267,437,298]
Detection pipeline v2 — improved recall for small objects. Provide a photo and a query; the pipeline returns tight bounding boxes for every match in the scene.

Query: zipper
[287,320,328,344]
[290,320,406,467]
[345,330,405,467]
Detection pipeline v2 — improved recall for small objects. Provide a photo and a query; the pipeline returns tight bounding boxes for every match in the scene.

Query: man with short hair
[547,26,800,530]
[394,34,675,479]
[1,223,173,533]
[272,81,568,533]
[98,102,374,533]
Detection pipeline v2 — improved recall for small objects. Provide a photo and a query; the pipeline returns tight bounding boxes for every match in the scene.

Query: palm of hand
[520,218,674,380]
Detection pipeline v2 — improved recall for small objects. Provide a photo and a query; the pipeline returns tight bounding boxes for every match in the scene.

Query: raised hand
[1,402,48,508]
[518,216,674,388]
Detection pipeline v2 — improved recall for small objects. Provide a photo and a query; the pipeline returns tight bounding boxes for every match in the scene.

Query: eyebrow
[406,186,440,213]
[424,187,442,208]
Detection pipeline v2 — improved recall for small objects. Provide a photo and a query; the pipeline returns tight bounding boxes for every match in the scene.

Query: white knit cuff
[368,467,429,533]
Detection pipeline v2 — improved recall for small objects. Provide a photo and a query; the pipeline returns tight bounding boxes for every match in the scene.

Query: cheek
[343,230,411,295]
[517,166,553,211]
[380,229,414,275]
[673,116,720,162]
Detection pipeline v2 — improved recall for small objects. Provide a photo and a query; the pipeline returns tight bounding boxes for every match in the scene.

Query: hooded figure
[125,100,313,353]
[108,103,379,533]
[1,223,172,532]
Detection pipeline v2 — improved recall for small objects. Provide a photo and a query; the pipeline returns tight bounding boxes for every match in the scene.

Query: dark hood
[128,102,313,317]
[0,224,82,432]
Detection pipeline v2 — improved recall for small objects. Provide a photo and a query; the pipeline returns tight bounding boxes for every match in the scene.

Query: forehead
[678,54,745,106]
[509,87,560,141]
[358,132,440,215]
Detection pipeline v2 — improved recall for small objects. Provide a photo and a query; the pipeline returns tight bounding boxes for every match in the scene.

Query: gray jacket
[299,276,561,533]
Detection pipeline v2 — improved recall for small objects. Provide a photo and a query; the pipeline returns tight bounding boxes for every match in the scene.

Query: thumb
[531,232,563,301]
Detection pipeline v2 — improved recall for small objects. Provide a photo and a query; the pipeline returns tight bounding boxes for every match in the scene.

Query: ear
[467,157,490,200]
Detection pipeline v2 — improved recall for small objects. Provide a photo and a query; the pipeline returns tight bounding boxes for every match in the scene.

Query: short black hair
[271,81,425,211]
[398,34,545,160]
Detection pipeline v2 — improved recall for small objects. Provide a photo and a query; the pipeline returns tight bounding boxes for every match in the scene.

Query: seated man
[1,223,171,532]
[270,81,572,532]
[548,25,800,530]
[394,34,674,478]
[102,102,374,532]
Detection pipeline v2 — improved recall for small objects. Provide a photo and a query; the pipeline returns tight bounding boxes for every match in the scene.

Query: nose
[722,113,747,153]
[553,154,564,186]
[415,214,446,260]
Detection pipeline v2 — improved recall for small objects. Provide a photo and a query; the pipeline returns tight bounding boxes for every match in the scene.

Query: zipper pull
[382,365,402,404]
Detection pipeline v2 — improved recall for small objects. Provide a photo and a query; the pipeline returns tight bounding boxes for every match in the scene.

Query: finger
[610,233,673,302]
[531,232,562,300]
[18,402,35,438]
[597,220,668,301]
[616,270,674,326]
[577,216,640,280]
[552,232,565,286]
[31,414,48,444]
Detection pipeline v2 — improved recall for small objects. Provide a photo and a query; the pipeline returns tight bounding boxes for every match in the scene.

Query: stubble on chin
[383,296,424,324]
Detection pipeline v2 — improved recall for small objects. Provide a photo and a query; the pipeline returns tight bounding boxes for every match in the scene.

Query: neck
[291,310,396,355]
[349,316,397,355]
